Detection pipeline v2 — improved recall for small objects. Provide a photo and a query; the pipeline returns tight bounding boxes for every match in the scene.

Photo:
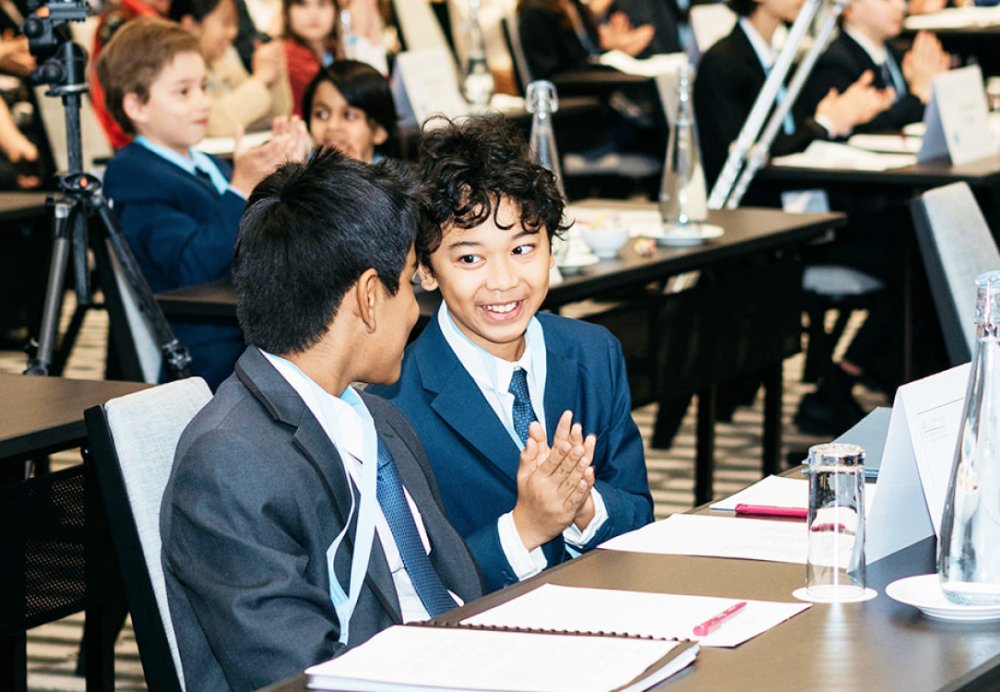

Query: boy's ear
[417,264,438,291]
[122,92,147,127]
[372,124,388,146]
[179,15,200,34]
[355,268,380,333]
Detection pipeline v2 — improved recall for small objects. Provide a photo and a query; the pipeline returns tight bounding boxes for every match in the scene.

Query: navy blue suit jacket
[103,143,246,389]
[370,311,653,592]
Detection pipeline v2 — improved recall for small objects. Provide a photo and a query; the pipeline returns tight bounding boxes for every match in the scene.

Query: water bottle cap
[808,442,865,468]
[975,270,1000,325]
[526,80,558,114]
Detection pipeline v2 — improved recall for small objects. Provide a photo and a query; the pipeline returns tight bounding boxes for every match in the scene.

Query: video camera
[20,0,90,87]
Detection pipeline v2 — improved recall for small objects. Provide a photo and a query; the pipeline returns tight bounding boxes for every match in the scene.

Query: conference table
[155,204,846,504]
[0,374,150,692]
[263,411,1000,692]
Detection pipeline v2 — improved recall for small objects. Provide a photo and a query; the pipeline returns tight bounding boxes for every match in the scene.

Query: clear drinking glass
[659,64,707,231]
[461,0,494,108]
[806,443,867,601]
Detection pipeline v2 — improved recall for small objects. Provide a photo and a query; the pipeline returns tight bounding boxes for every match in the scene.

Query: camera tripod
[21,21,191,379]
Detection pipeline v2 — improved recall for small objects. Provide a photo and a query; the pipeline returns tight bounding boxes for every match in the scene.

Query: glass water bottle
[462,0,494,107]
[527,80,565,199]
[939,269,1000,605]
[659,64,708,231]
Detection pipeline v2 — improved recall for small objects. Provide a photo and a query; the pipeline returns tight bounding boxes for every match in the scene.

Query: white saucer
[885,574,1000,621]
[558,254,600,274]
[655,223,725,247]
[792,586,878,604]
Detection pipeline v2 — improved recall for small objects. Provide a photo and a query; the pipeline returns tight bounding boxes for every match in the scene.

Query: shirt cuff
[226,185,247,200]
[814,115,848,139]
[563,487,608,548]
[497,512,547,581]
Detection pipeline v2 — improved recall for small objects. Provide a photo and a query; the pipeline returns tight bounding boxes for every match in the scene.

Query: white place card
[391,48,468,128]
[919,65,997,165]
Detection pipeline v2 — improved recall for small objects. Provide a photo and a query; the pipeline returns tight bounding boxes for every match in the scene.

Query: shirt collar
[261,349,372,464]
[739,17,778,71]
[844,26,888,66]
[437,302,543,395]
[134,135,229,195]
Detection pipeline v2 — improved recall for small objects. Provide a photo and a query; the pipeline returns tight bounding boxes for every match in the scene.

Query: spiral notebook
[305,625,699,691]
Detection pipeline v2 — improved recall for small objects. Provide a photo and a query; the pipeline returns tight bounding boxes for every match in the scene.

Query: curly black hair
[415,114,569,269]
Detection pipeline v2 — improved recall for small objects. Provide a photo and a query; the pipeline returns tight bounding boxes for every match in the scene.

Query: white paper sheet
[847,134,922,155]
[599,513,808,563]
[597,50,688,78]
[305,625,694,692]
[462,584,810,648]
[771,141,916,171]
[904,6,1000,30]
[710,475,876,515]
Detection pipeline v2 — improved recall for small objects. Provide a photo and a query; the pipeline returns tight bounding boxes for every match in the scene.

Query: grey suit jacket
[160,347,483,692]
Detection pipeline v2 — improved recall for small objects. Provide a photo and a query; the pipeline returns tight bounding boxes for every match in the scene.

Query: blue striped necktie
[508,368,538,446]
[375,438,457,617]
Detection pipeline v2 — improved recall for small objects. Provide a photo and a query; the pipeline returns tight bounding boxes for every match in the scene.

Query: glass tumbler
[806,443,867,601]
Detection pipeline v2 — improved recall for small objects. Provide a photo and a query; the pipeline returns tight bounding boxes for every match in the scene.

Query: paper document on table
[710,475,876,515]
[600,513,808,563]
[305,625,698,692]
[771,141,916,171]
[597,50,688,77]
[197,131,270,156]
[847,134,922,155]
[462,584,810,648]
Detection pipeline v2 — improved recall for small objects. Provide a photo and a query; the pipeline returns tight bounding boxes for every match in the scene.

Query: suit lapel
[235,348,402,622]
[540,321,582,432]
[416,318,522,481]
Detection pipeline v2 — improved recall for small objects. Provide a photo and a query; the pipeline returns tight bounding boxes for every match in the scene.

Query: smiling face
[308,80,387,162]
[845,0,905,43]
[287,0,336,49]
[419,196,554,362]
[185,0,238,65]
[123,50,210,155]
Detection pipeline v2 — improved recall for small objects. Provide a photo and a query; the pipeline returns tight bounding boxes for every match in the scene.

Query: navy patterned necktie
[193,166,219,193]
[375,438,457,617]
[508,368,538,446]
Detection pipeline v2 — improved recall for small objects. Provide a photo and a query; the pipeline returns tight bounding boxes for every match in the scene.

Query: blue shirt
[134,136,232,195]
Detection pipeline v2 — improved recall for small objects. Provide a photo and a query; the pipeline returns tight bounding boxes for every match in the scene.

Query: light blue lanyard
[287,362,380,647]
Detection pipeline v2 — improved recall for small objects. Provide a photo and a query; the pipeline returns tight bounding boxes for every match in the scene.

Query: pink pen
[734,503,808,519]
[693,601,748,637]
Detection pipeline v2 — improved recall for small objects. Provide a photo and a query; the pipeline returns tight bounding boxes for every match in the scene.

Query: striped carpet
[0,292,886,691]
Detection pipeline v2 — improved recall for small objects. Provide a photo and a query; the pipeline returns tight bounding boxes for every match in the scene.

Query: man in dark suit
[160,150,483,691]
[801,0,949,133]
[369,116,654,593]
[694,0,892,192]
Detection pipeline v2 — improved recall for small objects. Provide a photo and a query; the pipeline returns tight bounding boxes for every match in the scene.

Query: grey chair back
[85,378,213,692]
[911,182,1000,365]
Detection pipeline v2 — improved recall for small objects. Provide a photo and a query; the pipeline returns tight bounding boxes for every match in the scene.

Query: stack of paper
[306,625,698,691]
[772,141,916,171]
[709,475,877,514]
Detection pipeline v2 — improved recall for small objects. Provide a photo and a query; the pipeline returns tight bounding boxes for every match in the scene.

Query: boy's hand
[511,413,594,551]
[270,115,310,162]
[229,123,297,197]
[814,71,894,137]
[903,31,950,103]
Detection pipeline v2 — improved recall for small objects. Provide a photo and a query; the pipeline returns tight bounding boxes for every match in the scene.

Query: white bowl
[579,226,629,259]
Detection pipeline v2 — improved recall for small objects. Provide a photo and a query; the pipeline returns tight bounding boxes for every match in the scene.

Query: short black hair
[416,114,568,269]
[302,60,401,159]
[233,149,420,355]
[169,0,229,22]
[728,0,758,17]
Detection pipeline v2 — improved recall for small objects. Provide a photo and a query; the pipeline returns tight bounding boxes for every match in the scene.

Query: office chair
[911,181,1000,365]
[85,377,213,692]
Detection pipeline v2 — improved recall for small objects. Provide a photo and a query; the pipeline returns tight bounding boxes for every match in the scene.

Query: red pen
[693,601,748,637]
[734,503,807,519]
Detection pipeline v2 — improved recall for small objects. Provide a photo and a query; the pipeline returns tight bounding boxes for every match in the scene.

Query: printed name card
[392,48,468,128]
[919,65,997,165]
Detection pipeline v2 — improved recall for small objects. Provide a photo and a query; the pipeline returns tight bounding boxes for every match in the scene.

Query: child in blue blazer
[97,17,305,388]
[369,115,653,592]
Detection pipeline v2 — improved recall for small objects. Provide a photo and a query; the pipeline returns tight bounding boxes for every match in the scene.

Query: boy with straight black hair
[160,149,483,691]
[370,115,654,593]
